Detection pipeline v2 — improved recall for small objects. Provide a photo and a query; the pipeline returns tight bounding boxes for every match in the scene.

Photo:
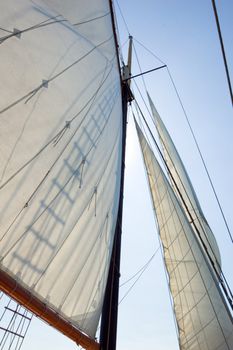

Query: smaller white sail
[147,93,221,275]
[136,121,233,350]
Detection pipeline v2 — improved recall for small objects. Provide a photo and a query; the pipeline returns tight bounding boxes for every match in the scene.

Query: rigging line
[132,78,156,126]
[119,246,160,305]
[0,27,13,34]
[119,268,147,305]
[134,38,166,66]
[120,38,130,50]
[118,38,128,67]
[166,66,233,244]
[132,42,147,91]
[132,37,233,244]
[115,0,130,35]
[131,104,154,154]
[28,34,114,101]
[15,312,32,350]
[73,11,110,26]
[0,296,12,322]
[120,251,157,287]
[7,308,27,350]
[0,35,113,115]
[133,96,233,310]
[0,303,19,348]
[0,16,66,44]
[111,2,124,67]
[211,0,233,107]
[0,33,93,183]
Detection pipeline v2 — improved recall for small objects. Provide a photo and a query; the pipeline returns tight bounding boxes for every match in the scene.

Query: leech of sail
[135,121,233,350]
[133,97,233,308]
[147,93,221,273]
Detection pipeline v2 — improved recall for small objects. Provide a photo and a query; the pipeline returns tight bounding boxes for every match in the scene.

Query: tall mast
[100,23,133,350]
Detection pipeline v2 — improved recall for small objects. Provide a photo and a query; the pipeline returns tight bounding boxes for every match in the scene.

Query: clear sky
[3,1,233,350]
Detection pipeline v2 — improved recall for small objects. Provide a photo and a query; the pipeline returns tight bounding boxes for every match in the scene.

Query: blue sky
[117,1,233,349]
[8,1,233,350]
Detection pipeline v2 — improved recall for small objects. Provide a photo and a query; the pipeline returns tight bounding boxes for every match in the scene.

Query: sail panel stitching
[0,57,116,192]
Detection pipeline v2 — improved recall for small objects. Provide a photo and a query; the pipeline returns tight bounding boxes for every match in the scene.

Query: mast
[100,20,133,349]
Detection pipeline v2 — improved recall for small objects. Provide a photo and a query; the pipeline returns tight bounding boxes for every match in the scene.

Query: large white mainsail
[136,121,233,350]
[0,0,122,347]
[147,93,221,275]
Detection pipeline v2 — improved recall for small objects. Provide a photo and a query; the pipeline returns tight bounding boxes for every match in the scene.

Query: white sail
[147,93,221,274]
[0,0,122,339]
[136,122,233,350]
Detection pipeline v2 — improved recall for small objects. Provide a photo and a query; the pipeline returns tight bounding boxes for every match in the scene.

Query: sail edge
[0,269,100,350]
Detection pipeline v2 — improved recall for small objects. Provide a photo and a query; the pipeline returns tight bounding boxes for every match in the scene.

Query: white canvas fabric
[136,122,233,350]
[147,93,221,275]
[0,0,122,338]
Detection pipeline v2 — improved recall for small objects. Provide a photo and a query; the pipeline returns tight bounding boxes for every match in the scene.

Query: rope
[211,0,233,107]
[115,0,130,35]
[120,251,157,287]
[119,248,160,304]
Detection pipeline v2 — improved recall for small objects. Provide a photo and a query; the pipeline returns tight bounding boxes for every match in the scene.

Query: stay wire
[120,250,157,288]
[119,248,159,305]
[166,66,233,244]
[115,0,130,35]
[133,38,233,244]
[211,0,233,107]
[132,42,148,92]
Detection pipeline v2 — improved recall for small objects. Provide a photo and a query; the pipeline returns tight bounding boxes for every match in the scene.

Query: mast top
[122,36,133,83]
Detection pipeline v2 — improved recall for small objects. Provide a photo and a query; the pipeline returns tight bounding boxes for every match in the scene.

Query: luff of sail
[136,122,233,350]
[147,93,221,275]
[0,1,122,348]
